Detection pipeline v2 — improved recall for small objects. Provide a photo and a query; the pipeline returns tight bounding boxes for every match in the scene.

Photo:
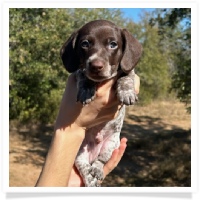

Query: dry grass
[126,99,190,128]
[9,99,191,187]
[102,99,191,187]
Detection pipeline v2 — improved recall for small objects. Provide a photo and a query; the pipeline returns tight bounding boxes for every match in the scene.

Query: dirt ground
[9,99,191,187]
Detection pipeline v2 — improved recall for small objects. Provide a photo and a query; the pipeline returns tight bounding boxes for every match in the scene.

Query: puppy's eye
[109,41,118,49]
[81,40,90,48]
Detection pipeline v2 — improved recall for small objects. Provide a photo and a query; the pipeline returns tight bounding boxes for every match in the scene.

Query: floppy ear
[120,29,143,73]
[60,31,79,73]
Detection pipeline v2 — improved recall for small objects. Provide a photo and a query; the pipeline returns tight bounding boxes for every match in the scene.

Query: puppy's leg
[75,158,98,187]
[90,131,121,186]
[75,129,102,187]
[117,69,138,105]
[89,108,125,186]
[75,140,105,187]
[76,70,96,105]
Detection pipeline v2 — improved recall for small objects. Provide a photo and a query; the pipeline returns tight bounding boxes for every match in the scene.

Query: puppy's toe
[89,166,104,182]
[117,90,138,106]
[77,88,96,105]
[117,76,138,105]
[84,176,97,187]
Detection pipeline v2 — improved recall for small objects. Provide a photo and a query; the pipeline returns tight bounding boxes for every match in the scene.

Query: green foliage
[9,8,69,123]
[126,12,171,104]
[9,8,127,123]
[150,8,191,111]
[10,8,182,124]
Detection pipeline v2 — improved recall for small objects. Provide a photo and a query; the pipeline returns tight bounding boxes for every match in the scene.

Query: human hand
[55,74,120,131]
[68,137,128,187]
[55,73,140,131]
[36,73,139,187]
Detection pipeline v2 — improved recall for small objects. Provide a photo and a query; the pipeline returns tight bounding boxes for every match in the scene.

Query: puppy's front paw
[77,80,96,105]
[117,77,138,106]
[77,86,96,105]
[117,89,138,105]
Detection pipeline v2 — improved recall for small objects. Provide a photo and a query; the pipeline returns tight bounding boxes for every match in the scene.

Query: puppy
[60,20,142,186]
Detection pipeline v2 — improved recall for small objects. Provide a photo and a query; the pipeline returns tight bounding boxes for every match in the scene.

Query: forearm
[35,73,139,187]
[35,124,85,187]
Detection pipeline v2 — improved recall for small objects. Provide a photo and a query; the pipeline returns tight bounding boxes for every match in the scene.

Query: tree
[125,12,171,104]
[10,8,178,124]
[9,9,70,123]
[150,8,191,111]
[9,8,126,123]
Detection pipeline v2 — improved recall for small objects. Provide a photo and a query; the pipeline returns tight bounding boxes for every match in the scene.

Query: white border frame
[1,0,198,196]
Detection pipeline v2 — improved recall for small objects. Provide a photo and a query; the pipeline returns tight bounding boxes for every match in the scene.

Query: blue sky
[120,8,155,22]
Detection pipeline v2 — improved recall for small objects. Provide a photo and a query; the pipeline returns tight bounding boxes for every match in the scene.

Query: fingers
[134,74,140,94]
[68,138,127,186]
[103,137,127,177]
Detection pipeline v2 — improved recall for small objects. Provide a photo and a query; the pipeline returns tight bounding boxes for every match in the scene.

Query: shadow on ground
[9,113,191,187]
[102,114,191,187]
[9,123,53,167]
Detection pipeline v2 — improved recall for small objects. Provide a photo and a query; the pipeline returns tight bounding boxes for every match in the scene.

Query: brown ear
[120,29,143,73]
[60,31,79,73]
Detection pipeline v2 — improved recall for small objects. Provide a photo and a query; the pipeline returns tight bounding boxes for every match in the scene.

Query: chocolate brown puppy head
[60,20,142,82]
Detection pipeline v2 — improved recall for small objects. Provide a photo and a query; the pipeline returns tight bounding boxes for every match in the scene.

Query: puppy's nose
[89,60,104,73]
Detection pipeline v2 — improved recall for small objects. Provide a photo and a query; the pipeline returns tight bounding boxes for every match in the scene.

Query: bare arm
[35,73,140,187]
[36,74,120,186]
